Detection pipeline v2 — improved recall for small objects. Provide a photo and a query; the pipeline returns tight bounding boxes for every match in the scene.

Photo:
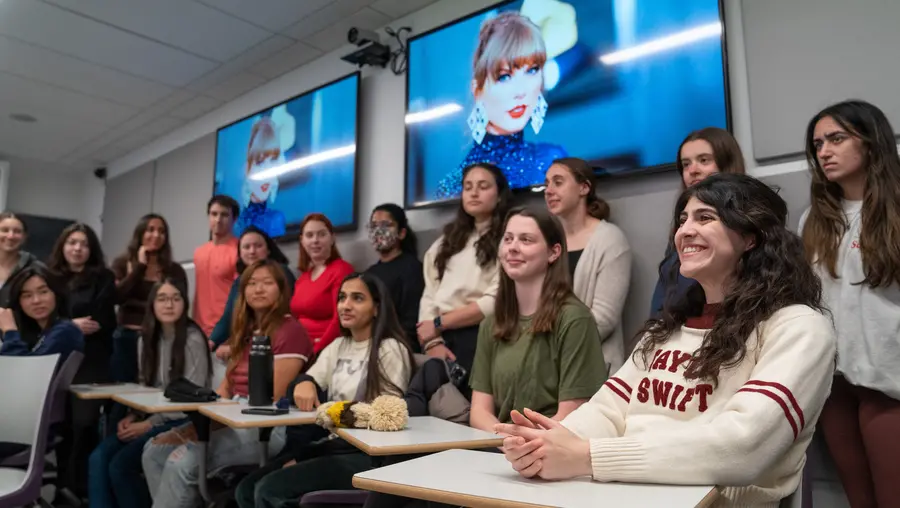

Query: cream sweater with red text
[561,305,836,507]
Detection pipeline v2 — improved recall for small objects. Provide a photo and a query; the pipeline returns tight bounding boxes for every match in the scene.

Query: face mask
[369,225,399,252]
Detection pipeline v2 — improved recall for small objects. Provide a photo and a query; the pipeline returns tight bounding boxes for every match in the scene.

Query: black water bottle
[248,334,273,406]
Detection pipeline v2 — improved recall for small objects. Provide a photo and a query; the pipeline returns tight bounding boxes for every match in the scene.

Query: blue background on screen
[215,74,358,235]
[405,0,727,206]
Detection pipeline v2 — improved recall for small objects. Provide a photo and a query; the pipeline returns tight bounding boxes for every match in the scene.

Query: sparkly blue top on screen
[235,201,287,238]
[433,131,567,200]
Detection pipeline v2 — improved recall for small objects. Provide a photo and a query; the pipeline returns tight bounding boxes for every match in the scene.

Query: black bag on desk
[164,377,218,403]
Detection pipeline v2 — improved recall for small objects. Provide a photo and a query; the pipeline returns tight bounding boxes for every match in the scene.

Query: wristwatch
[433,315,443,333]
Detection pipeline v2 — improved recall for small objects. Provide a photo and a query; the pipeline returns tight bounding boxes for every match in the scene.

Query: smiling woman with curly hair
[496,173,836,507]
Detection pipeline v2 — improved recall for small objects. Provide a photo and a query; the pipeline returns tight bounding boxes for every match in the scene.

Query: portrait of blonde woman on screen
[434,6,573,199]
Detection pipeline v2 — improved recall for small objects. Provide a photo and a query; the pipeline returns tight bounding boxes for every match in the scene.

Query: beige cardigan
[572,220,632,374]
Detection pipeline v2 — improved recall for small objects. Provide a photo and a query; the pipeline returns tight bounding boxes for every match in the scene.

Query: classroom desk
[353,449,719,508]
[70,382,160,400]
[336,416,504,456]
[112,392,237,503]
[199,403,317,465]
[111,391,237,413]
[199,403,317,429]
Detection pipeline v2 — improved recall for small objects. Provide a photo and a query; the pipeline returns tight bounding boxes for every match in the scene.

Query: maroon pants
[819,376,900,508]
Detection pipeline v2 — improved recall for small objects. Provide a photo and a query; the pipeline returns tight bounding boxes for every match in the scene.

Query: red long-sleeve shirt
[289,259,354,354]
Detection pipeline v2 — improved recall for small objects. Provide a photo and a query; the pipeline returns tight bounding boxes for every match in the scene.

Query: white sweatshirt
[800,202,900,399]
[561,305,836,507]
[306,336,411,401]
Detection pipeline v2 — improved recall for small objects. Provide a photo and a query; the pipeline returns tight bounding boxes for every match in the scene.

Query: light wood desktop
[337,416,504,456]
[70,383,160,400]
[199,403,317,429]
[111,391,237,413]
[353,449,719,508]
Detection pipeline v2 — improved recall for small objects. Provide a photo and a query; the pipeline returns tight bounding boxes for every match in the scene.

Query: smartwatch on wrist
[433,315,443,333]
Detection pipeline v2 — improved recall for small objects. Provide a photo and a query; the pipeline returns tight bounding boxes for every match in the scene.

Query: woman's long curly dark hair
[635,173,826,383]
[434,163,512,279]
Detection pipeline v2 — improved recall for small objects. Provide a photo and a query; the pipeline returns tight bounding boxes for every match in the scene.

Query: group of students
[0,97,896,508]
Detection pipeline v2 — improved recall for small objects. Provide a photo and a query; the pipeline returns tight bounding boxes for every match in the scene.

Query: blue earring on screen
[468,101,488,144]
[531,93,548,135]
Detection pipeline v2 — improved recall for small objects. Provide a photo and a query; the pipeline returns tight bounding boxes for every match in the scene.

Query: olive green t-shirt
[469,297,607,423]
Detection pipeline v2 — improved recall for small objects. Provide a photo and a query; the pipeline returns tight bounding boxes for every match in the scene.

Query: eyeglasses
[155,296,184,305]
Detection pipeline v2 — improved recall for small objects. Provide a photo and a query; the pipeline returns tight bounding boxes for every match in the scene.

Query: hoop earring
[531,93,548,134]
[468,101,488,144]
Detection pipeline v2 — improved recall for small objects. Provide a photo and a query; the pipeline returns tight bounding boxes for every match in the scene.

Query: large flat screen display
[214,72,360,237]
[404,0,729,207]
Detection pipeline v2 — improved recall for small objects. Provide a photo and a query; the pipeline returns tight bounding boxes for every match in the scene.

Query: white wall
[103,0,808,244]
[6,155,102,230]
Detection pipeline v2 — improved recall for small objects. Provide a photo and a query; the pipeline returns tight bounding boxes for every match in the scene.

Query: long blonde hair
[472,11,547,93]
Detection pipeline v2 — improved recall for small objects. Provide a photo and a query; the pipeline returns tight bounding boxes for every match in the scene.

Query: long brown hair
[124,214,173,268]
[493,207,573,341]
[636,173,826,384]
[676,127,746,189]
[337,273,416,401]
[801,100,900,288]
[140,278,210,387]
[297,213,342,273]
[434,163,512,279]
[48,222,107,282]
[551,157,610,220]
[227,260,292,376]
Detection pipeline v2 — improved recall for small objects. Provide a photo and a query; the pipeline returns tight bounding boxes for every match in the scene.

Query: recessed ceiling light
[10,113,37,123]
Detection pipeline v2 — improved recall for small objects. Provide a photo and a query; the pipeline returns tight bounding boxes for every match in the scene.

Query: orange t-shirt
[193,237,239,336]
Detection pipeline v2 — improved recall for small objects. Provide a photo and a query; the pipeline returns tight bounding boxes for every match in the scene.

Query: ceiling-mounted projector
[341,27,391,68]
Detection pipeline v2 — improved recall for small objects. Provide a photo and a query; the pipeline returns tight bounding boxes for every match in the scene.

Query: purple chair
[299,490,368,508]
[0,353,82,508]
[0,352,84,469]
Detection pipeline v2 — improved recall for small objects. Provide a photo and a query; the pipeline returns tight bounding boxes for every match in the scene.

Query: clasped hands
[494,408,592,481]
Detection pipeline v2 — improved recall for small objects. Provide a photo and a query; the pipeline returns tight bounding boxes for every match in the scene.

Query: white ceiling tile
[0,35,174,108]
[0,114,108,162]
[88,143,131,164]
[303,7,392,53]
[185,35,293,92]
[138,116,186,138]
[43,0,272,62]
[169,95,223,120]
[370,0,439,18]
[205,72,268,102]
[250,41,323,79]
[196,0,333,32]
[281,0,376,40]
[144,90,197,115]
[0,0,218,86]
[111,130,159,152]
[0,72,137,126]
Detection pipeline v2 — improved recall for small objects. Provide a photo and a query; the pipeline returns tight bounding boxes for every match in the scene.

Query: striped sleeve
[737,380,805,439]
[583,306,837,485]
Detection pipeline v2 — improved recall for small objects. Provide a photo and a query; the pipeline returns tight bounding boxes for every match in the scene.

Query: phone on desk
[241,408,289,416]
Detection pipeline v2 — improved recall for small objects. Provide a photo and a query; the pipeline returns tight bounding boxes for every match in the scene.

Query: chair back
[47,351,83,424]
[0,354,59,506]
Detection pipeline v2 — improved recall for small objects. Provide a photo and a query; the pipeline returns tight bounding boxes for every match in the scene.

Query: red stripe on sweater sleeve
[609,377,633,394]
[745,380,805,428]
[737,387,799,439]
[604,381,630,403]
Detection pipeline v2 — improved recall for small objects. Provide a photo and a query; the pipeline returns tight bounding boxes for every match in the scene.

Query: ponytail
[552,157,611,221]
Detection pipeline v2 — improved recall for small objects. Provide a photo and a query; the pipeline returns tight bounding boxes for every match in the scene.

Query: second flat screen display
[405,0,729,207]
